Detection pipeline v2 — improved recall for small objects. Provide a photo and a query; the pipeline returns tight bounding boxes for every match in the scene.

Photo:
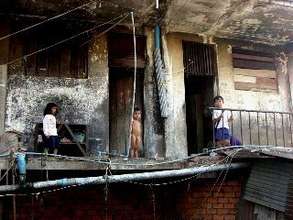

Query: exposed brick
[213,203,224,208]
[4,178,243,220]
[217,209,232,215]
[224,203,235,209]
[207,208,217,215]
[213,215,225,220]
[224,215,236,220]
[218,198,229,203]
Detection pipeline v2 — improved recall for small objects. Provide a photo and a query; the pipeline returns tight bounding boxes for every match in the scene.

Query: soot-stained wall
[5,35,109,154]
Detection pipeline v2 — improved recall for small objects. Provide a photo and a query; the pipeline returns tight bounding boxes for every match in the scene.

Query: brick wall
[3,178,243,220]
[176,180,242,220]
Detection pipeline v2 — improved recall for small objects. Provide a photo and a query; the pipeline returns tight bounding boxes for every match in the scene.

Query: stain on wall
[5,35,109,154]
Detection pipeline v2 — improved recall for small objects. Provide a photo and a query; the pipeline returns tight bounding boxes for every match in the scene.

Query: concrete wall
[216,41,292,146]
[216,41,291,112]
[143,28,165,158]
[0,23,9,135]
[163,33,292,151]
[5,35,109,154]
[163,34,189,159]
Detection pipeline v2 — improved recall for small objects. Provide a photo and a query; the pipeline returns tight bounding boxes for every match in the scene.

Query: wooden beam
[233,59,275,70]
[233,53,274,62]
[234,68,277,78]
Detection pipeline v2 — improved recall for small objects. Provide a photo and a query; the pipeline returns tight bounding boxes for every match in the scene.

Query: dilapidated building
[1,0,293,219]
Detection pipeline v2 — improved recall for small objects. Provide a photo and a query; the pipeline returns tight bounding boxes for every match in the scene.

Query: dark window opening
[10,21,89,78]
[232,48,276,70]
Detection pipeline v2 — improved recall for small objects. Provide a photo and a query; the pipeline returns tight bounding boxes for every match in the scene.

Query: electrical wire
[126,11,138,158]
[0,150,244,198]
[5,13,129,66]
[0,0,97,41]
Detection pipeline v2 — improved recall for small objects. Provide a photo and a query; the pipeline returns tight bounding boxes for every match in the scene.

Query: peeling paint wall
[163,32,292,153]
[5,34,109,154]
[0,23,9,135]
[164,34,188,159]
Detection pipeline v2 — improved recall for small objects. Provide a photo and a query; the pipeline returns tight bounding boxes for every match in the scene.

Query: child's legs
[130,135,136,157]
[46,136,59,154]
[134,137,141,158]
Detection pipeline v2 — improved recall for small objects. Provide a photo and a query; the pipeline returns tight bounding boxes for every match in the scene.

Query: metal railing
[209,107,293,147]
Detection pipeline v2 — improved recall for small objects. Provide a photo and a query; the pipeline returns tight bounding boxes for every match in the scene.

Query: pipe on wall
[0,162,249,193]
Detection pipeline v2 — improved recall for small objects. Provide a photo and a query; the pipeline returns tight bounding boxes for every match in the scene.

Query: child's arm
[228,112,233,122]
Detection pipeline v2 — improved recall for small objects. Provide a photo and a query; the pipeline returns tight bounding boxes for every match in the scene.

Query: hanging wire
[0,145,258,168]
[0,0,137,41]
[0,149,244,198]
[126,11,138,158]
[0,1,97,41]
[5,12,129,66]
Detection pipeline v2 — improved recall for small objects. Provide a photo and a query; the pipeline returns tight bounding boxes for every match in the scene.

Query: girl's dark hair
[134,107,140,112]
[44,103,59,116]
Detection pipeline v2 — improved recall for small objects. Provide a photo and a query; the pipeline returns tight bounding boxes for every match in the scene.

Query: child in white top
[212,96,233,147]
[43,103,59,155]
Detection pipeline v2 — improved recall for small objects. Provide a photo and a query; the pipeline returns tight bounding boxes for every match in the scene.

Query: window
[232,48,277,92]
[183,41,216,77]
[11,22,89,79]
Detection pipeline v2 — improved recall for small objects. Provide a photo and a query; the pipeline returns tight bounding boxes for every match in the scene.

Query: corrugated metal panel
[244,160,293,212]
[285,172,293,218]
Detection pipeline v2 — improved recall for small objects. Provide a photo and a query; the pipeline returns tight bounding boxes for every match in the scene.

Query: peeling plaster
[5,74,109,152]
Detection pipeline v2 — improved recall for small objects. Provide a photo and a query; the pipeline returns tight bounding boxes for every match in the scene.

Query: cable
[0,1,96,41]
[127,11,138,158]
[5,13,129,66]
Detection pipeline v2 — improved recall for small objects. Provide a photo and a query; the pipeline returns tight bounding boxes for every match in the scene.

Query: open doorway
[183,41,217,154]
[108,33,146,156]
[109,68,144,155]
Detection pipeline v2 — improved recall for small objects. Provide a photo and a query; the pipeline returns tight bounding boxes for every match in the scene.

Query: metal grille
[183,41,216,77]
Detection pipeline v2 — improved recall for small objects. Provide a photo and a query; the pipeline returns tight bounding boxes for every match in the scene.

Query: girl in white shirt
[43,103,59,155]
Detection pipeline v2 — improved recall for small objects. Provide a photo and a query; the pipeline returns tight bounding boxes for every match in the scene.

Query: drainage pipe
[0,162,249,193]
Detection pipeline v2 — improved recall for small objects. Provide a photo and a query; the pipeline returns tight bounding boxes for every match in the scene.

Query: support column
[287,53,293,112]
[0,23,9,134]
[88,34,109,154]
[143,27,165,158]
[162,33,188,159]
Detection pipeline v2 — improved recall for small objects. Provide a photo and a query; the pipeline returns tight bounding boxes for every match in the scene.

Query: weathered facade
[1,0,293,219]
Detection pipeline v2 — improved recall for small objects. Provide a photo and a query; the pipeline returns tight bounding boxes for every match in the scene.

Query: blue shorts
[44,136,60,149]
[215,128,230,141]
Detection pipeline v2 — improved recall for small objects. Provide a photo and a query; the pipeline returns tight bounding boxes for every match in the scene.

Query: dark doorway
[183,41,217,154]
[108,33,146,156]
[109,68,144,155]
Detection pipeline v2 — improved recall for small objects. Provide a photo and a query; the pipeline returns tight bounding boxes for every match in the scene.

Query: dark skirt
[44,136,60,149]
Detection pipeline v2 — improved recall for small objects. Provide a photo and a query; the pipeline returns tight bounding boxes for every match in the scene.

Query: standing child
[130,107,142,158]
[43,103,60,155]
[212,96,233,147]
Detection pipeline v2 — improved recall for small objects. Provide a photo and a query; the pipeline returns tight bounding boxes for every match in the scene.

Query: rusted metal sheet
[183,41,216,77]
[244,160,293,212]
